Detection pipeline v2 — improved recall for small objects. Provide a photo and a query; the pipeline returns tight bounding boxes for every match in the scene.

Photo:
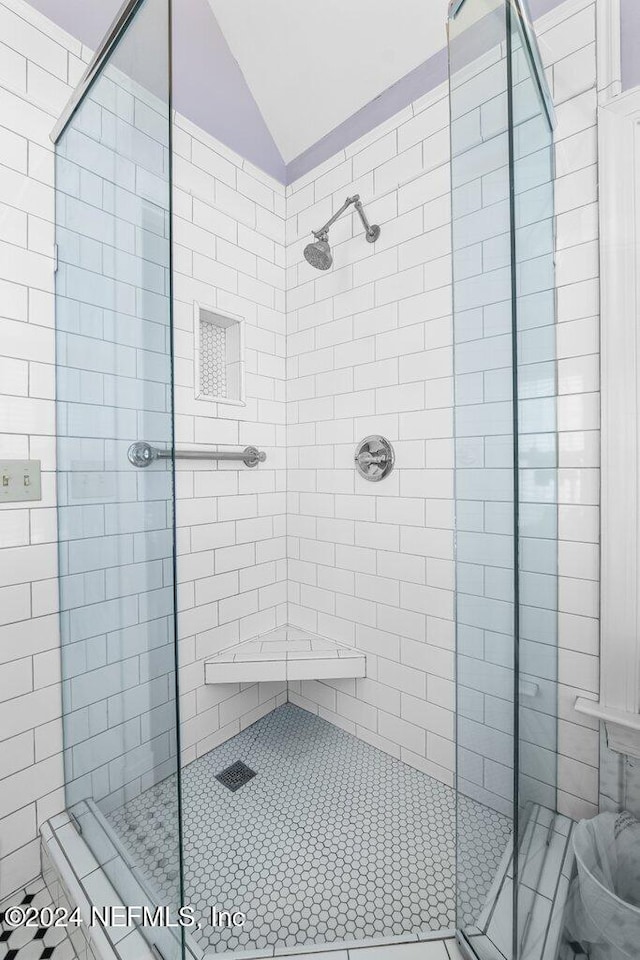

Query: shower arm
[312,195,378,241]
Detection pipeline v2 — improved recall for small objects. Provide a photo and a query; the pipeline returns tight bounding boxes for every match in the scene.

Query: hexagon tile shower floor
[108,704,510,953]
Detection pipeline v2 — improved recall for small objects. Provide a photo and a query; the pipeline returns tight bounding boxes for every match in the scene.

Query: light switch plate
[0,460,42,503]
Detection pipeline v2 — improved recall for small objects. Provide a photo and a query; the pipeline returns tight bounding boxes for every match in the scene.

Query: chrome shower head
[303,194,380,272]
[304,236,333,271]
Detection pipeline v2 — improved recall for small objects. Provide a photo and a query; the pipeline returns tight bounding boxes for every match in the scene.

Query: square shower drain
[215,761,256,792]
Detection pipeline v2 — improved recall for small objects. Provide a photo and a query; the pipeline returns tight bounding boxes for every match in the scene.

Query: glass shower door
[54,1,182,957]
[449,2,517,957]
[449,1,557,958]
[510,7,558,959]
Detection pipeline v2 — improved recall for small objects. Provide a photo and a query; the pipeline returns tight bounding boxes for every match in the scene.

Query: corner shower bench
[204,626,366,683]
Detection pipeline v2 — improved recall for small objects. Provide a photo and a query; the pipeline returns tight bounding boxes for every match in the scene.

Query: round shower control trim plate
[354,435,395,482]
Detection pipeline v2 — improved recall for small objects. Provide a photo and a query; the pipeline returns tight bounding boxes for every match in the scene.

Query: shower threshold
[42,789,458,960]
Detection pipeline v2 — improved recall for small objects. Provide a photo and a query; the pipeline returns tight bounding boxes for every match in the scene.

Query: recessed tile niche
[195,305,244,405]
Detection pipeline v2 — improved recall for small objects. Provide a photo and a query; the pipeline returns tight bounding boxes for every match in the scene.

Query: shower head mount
[303,195,380,271]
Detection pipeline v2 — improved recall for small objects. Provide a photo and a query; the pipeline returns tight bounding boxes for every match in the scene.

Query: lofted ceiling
[206,0,450,164]
[28,0,453,180]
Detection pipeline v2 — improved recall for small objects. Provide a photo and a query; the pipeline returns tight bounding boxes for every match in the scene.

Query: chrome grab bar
[127,441,266,469]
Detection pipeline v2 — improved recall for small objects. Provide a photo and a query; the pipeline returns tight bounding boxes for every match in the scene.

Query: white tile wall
[0,0,291,891]
[54,44,181,820]
[283,0,602,819]
[0,0,603,901]
[538,0,600,821]
[171,115,289,762]
[449,19,517,818]
[284,83,457,787]
[0,0,81,899]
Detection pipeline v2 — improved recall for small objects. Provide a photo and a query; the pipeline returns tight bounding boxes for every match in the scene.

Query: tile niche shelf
[195,304,244,405]
[204,626,367,684]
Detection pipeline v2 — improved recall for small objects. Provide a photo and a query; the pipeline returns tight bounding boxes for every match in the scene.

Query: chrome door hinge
[69,811,83,835]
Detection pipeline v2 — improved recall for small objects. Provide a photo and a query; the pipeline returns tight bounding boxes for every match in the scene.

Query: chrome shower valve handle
[354,436,395,482]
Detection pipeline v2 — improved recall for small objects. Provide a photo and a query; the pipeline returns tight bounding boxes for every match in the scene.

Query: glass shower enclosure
[53,1,183,958]
[449,1,558,958]
[51,0,559,958]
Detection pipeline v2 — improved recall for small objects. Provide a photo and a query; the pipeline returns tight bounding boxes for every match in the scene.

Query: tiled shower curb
[40,811,458,960]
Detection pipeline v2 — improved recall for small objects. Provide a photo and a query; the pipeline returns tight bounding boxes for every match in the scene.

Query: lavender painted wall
[621,0,640,91]
[286,47,448,183]
[27,0,119,49]
[172,0,284,180]
[31,0,596,185]
[286,0,566,182]
[528,0,566,17]
[28,0,285,181]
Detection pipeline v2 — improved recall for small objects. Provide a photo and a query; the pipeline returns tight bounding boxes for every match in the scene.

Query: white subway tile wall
[284,0,601,820]
[0,0,601,900]
[451,6,563,820]
[0,0,81,899]
[540,0,600,821]
[284,79,458,787]
[55,37,181,830]
[171,114,289,762]
[449,17,519,820]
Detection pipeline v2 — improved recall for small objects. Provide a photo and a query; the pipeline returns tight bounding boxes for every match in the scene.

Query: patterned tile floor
[0,878,77,960]
[108,704,511,953]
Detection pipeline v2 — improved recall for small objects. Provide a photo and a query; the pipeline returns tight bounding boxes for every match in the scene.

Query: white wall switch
[0,460,42,503]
